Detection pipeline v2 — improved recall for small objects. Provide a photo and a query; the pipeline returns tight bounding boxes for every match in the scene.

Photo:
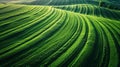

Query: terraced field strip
[25,0,100,5]
[0,6,44,32]
[55,4,120,20]
[0,6,54,56]
[0,4,120,67]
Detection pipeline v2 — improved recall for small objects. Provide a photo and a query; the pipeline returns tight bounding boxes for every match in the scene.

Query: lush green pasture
[0,3,120,67]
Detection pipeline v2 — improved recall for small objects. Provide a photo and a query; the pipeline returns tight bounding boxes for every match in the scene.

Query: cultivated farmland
[0,0,120,67]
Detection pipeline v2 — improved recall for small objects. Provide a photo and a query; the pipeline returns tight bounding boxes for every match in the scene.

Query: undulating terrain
[0,0,120,67]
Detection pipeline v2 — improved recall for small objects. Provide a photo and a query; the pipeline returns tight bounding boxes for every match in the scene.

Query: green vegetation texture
[0,0,120,67]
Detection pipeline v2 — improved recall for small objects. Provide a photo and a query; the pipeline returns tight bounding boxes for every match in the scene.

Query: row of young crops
[55,4,120,20]
[0,3,120,67]
[24,0,99,5]
[22,0,120,6]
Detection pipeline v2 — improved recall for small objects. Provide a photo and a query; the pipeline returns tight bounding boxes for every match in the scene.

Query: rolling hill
[0,0,120,67]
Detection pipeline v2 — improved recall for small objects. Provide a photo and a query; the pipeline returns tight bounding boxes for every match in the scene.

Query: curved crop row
[55,4,120,20]
[0,4,120,67]
[18,0,120,6]
[23,0,99,5]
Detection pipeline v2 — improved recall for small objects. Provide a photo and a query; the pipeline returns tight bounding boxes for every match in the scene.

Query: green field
[0,0,120,67]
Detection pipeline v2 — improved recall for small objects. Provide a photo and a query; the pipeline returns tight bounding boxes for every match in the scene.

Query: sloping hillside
[0,3,120,67]
[21,0,120,5]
